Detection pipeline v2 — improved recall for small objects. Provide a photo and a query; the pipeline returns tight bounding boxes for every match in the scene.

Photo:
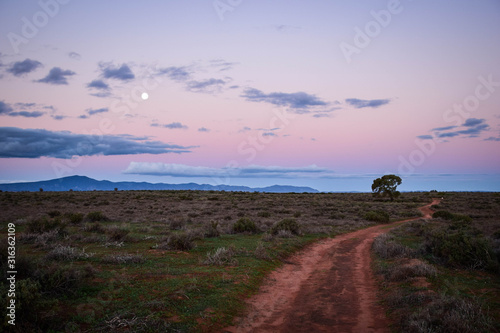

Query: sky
[0,0,499,192]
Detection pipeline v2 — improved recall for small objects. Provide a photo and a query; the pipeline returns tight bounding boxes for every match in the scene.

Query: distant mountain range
[0,175,319,193]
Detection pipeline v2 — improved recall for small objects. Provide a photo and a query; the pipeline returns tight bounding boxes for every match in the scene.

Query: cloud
[432,125,457,131]
[68,52,81,60]
[345,98,391,109]
[262,132,277,137]
[36,67,76,85]
[0,101,14,115]
[86,107,108,115]
[187,78,226,93]
[156,66,191,81]
[0,127,195,159]
[242,88,328,110]
[437,132,460,138]
[87,79,110,90]
[463,118,484,127]
[99,62,134,81]
[485,136,500,142]
[151,122,188,130]
[8,111,45,118]
[198,127,210,132]
[209,59,238,72]
[238,126,252,133]
[7,58,42,76]
[417,135,434,140]
[51,115,66,120]
[430,118,490,139]
[0,101,52,118]
[79,107,108,118]
[123,163,335,178]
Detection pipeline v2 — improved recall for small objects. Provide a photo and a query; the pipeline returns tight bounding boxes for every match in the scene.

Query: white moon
[141,92,149,100]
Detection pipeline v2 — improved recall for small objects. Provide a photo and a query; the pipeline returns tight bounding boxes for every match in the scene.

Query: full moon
[141,92,149,100]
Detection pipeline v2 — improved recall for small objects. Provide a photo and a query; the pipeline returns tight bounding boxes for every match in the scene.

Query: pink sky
[0,0,499,191]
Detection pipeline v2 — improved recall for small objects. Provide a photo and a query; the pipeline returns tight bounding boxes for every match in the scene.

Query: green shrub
[270,218,301,236]
[452,213,473,224]
[233,217,258,234]
[364,210,390,223]
[87,211,109,222]
[25,216,67,234]
[65,212,84,224]
[36,263,96,296]
[159,232,195,251]
[432,210,454,220]
[424,224,498,271]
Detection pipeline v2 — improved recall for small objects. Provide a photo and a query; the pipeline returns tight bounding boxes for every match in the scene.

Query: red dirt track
[225,199,441,333]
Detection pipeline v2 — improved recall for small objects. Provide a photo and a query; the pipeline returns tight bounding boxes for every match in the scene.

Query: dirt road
[225,199,440,333]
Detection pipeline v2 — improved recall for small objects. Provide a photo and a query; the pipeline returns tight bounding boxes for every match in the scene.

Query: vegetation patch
[364,210,390,223]
[372,213,500,333]
[233,217,259,234]
[270,218,301,236]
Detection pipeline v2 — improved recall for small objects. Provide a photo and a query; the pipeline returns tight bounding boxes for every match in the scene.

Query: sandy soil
[224,199,441,333]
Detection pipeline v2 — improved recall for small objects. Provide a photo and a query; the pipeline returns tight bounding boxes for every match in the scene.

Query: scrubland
[0,190,498,332]
[372,192,500,333]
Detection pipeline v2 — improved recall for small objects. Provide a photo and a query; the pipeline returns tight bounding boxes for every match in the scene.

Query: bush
[233,217,258,234]
[270,218,301,236]
[204,220,220,238]
[423,223,498,271]
[36,263,96,296]
[105,225,130,241]
[386,260,437,281]
[20,230,60,248]
[159,232,195,251]
[402,295,494,333]
[45,245,94,261]
[432,210,454,220]
[203,246,237,266]
[373,234,414,259]
[25,216,67,234]
[87,211,109,222]
[168,217,186,230]
[364,210,390,223]
[65,212,84,224]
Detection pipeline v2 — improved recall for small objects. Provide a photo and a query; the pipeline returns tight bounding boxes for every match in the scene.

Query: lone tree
[371,175,402,201]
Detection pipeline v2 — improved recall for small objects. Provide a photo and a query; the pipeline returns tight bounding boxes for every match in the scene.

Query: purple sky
[0,0,499,191]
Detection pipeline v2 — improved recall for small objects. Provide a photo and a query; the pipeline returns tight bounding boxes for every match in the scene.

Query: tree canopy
[371,175,402,201]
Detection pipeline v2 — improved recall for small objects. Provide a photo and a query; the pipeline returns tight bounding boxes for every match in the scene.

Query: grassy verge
[1,220,324,332]
[372,218,500,333]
